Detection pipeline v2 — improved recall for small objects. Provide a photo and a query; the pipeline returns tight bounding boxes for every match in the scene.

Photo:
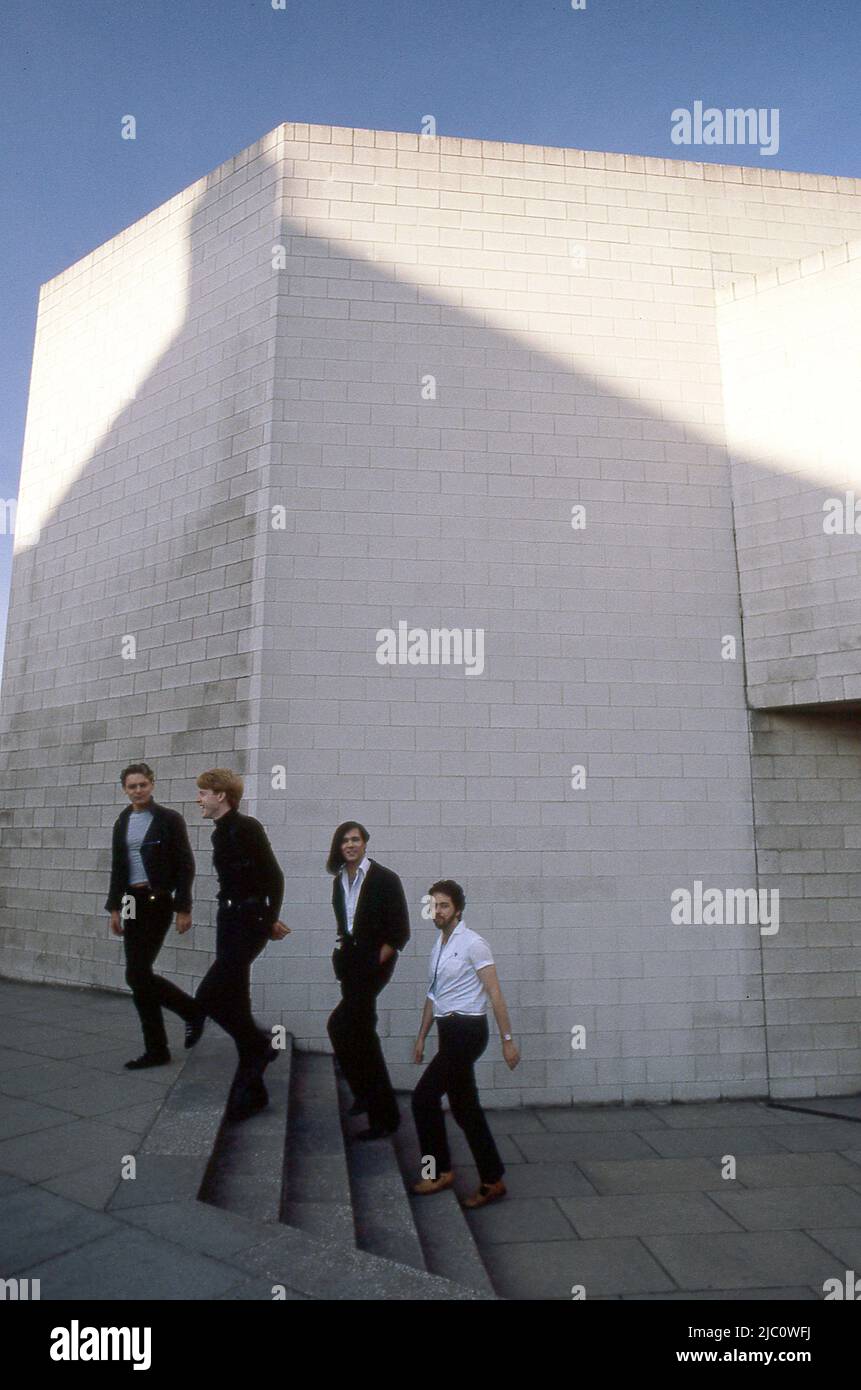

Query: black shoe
[348,1099,368,1117]
[125,1051,171,1070]
[184,1014,205,1050]
[355,1123,398,1142]
[227,1087,268,1123]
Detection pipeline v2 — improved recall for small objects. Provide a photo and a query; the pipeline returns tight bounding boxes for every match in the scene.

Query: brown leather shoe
[411,1171,454,1196]
[462,1180,507,1209]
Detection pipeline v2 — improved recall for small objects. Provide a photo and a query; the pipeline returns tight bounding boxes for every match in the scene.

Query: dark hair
[428,879,466,915]
[120,763,155,787]
[326,821,370,875]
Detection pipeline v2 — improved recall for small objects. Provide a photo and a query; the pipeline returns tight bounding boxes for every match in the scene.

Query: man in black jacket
[326,821,410,1140]
[105,763,199,1069]
[191,768,289,1122]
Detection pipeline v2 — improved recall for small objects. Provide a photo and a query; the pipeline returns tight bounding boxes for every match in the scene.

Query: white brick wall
[2,122,860,1104]
[718,240,861,707]
[750,707,861,1096]
[0,128,284,993]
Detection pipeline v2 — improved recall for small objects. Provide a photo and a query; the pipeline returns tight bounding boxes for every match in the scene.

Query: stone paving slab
[707,1184,861,1232]
[0,1185,117,1275]
[480,1237,675,1300]
[641,1101,805,1129]
[513,1130,670,1163]
[536,1106,671,1133]
[42,1158,134,1211]
[106,1154,207,1209]
[0,1045,50,1072]
[557,1192,742,1238]
[0,1096,72,1142]
[641,1230,844,1292]
[444,1130,527,1166]
[0,1116,137,1182]
[754,1121,861,1152]
[464,1196,577,1244]
[806,1227,861,1266]
[0,1170,28,1198]
[66,1047,164,1078]
[116,1199,273,1261]
[0,1024,123,1062]
[486,1160,599,1199]
[19,1225,247,1301]
[486,1108,550,1134]
[636,1126,793,1158]
[38,1072,170,1120]
[108,1100,162,1135]
[0,1059,108,1098]
[574,1157,736,1195]
[727,1153,861,1187]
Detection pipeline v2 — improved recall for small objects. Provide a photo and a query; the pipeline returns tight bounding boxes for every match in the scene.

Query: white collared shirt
[340,855,371,934]
[427,919,494,1018]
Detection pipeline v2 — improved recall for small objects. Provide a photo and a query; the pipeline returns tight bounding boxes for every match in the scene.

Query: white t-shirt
[427,919,494,1018]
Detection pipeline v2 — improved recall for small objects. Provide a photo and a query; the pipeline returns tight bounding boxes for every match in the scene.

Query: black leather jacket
[105,801,195,913]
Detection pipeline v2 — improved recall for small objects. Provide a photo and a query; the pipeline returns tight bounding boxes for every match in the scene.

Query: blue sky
[1,0,859,670]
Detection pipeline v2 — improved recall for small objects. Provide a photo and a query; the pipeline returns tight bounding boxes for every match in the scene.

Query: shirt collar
[212,806,239,832]
[436,918,466,948]
[342,855,371,881]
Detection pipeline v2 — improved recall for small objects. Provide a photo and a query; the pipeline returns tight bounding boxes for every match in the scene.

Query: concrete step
[200,1035,293,1224]
[110,1030,495,1298]
[391,1114,497,1297]
[334,1066,427,1273]
[280,1049,355,1245]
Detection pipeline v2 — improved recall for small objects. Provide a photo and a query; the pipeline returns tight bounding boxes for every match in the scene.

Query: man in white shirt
[411,879,520,1209]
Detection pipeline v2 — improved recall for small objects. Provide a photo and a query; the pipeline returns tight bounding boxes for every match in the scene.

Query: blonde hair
[196,768,244,809]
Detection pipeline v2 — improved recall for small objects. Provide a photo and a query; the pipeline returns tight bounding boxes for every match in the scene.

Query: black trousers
[122,888,197,1054]
[194,902,272,1068]
[411,1013,504,1185]
[327,955,399,1130]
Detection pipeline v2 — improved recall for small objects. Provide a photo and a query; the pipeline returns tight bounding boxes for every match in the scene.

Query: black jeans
[411,1013,504,1185]
[194,901,272,1068]
[122,888,197,1054]
[327,954,399,1131]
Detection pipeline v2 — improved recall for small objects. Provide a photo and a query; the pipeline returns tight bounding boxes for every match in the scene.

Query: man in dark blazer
[326,821,410,1140]
[106,762,199,1069]
[192,767,290,1123]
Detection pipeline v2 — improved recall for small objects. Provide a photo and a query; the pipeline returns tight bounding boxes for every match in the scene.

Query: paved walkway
[1,977,860,1300]
[463,1097,861,1298]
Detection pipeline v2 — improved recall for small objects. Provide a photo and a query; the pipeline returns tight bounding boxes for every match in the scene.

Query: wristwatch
[502,1033,513,1042]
